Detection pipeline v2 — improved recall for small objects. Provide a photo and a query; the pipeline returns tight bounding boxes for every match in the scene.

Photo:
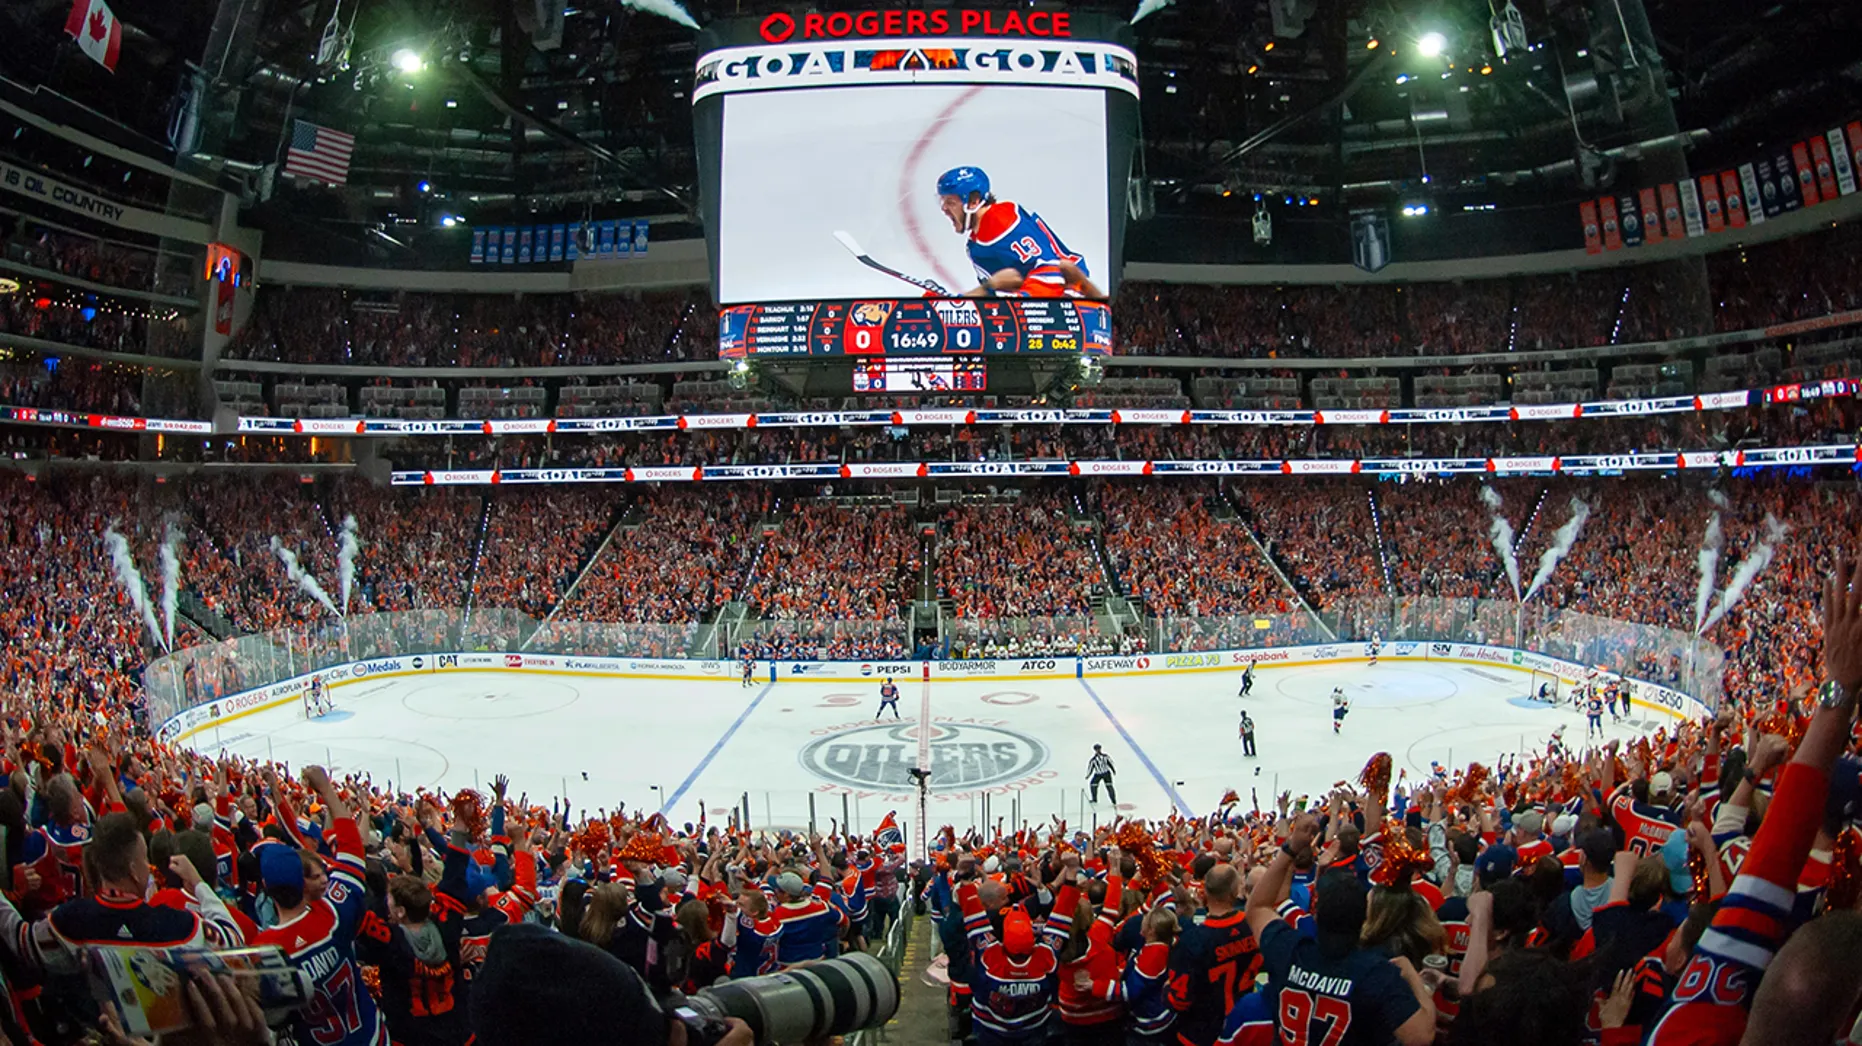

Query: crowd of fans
[935,492,1104,620]
[224,289,713,368]
[0,468,1859,1045]
[1,216,184,295]
[0,294,192,359]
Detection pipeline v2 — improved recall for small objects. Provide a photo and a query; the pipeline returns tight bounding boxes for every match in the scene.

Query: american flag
[283,119,354,186]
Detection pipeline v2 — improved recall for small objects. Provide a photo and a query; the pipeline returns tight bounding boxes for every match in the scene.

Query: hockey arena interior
[1,0,1861,1043]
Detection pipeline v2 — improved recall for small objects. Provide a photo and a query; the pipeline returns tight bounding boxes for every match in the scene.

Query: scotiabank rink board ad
[692,11,1139,305]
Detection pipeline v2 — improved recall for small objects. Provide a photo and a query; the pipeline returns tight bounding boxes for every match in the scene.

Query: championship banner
[1617,194,1642,247]
[1699,175,1723,233]
[1598,197,1622,251]
[470,228,486,264]
[1658,183,1685,238]
[1638,187,1663,243]
[1720,171,1746,229]
[1809,136,1840,201]
[1678,178,1706,237]
[501,227,517,263]
[1830,128,1858,196]
[1793,142,1820,206]
[1775,150,1804,211]
[1579,199,1602,254]
[1738,164,1766,224]
[518,226,534,264]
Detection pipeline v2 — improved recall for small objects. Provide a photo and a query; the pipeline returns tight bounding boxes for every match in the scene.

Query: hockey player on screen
[935,166,1104,299]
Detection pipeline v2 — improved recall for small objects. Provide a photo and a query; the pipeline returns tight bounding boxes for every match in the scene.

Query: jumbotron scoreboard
[692,8,1138,394]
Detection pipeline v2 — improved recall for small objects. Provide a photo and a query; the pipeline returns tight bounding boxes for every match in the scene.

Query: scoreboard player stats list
[718,298,1112,358]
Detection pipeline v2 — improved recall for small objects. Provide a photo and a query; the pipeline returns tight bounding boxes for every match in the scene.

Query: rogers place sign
[760,8,1073,43]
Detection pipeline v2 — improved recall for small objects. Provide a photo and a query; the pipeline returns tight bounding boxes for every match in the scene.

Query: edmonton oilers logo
[800,722,1048,791]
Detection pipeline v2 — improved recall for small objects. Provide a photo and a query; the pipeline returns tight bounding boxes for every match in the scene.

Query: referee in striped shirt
[1086,745,1116,805]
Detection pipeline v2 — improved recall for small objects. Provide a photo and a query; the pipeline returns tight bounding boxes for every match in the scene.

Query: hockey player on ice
[935,167,1104,299]
[1331,687,1350,734]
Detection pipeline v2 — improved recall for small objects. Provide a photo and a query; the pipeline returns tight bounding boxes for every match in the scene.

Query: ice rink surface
[189,660,1661,835]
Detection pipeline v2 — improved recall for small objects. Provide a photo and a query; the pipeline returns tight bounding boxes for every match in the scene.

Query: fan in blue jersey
[936,167,1103,299]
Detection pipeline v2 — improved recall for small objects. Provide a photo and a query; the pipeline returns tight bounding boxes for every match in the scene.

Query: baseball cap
[1578,829,1617,873]
[776,871,809,897]
[192,803,217,830]
[1001,910,1035,955]
[1551,813,1578,837]
[259,845,305,890]
[1514,810,1544,836]
[1474,843,1517,883]
[1649,772,1674,799]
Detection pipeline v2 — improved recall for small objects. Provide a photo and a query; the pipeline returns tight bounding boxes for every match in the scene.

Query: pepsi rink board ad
[692,10,1140,314]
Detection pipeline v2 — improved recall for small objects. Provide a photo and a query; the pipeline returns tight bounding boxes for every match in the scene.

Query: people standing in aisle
[1086,745,1116,807]
[1238,711,1256,758]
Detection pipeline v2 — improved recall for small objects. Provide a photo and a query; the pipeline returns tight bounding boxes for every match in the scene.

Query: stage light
[1417,31,1447,57]
[1367,38,1379,49]
[417,180,431,193]
[392,49,424,74]
[1395,74,1410,84]
[1401,203,1430,217]
[1263,41,1274,51]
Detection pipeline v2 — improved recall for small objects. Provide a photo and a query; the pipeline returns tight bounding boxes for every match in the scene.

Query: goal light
[1416,31,1447,57]
[392,48,425,74]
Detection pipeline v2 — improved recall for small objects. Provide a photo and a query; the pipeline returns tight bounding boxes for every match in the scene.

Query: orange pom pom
[1359,753,1393,804]
[1220,789,1240,807]
[572,820,611,861]
[1686,843,1710,900]
[1450,763,1489,808]
[1115,821,1173,891]
[449,790,487,841]
[617,830,664,865]
[1828,827,1862,912]
[1371,830,1433,888]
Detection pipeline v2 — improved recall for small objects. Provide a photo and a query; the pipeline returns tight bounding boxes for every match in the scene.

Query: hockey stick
[833,230,951,295]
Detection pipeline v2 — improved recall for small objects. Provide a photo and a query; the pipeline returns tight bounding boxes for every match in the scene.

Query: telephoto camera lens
[681,951,898,1045]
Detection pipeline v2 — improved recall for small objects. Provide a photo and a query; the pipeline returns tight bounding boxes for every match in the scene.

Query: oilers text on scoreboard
[718,298,1112,358]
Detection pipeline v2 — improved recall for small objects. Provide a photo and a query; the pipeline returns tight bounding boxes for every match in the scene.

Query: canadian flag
[64,0,123,72]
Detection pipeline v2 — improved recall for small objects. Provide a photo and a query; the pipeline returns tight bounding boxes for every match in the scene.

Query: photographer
[471,923,751,1046]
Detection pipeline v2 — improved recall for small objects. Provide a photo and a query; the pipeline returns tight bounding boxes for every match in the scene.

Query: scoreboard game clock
[718,298,1112,358]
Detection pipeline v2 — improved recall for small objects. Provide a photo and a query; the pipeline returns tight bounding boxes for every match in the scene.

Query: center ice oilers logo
[800,722,1047,792]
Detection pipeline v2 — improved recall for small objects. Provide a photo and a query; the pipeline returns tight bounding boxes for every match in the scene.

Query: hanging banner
[598,220,616,257]
[1658,183,1685,239]
[1809,136,1840,201]
[1579,199,1602,254]
[566,223,581,262]
[1830,128,1858,196]
[1720,171,1747,228]
[1738,164,1767,225]
[1638,187,1662,244]
[1598,197,1622,250]
[550,224,566,262]
[1699,175,1724,233]
[632,219,650,255]
[1617,194,1642,247]
[501,227,517,263]
[1777,149,1805,211]
[518,226,534,264]
[470,227,486,264]
[1678,178,1705,237]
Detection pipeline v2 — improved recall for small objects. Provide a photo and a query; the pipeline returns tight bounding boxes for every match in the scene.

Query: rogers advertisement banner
[387,440,1862,486]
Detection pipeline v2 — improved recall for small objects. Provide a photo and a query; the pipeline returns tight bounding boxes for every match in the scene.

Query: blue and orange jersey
[967,201,1089,298]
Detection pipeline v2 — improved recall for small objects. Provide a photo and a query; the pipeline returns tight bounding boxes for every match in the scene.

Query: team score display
[1278,989,1353,1046]
[716,298,1111,358]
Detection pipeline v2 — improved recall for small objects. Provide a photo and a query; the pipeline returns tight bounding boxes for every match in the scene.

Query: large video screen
[719,85,1108,304]
[693,16,1140,308]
